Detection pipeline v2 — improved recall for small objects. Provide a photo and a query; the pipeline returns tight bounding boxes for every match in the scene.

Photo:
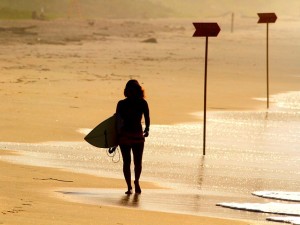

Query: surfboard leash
[106,146,120,163]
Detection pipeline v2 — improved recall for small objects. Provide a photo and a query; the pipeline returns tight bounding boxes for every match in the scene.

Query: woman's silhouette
[116,80,150,194]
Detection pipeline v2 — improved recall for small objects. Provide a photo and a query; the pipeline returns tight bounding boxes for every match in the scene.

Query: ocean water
[1,91,300,223]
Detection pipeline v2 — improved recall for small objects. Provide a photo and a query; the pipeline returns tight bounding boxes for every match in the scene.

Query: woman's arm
[143,100,150,136]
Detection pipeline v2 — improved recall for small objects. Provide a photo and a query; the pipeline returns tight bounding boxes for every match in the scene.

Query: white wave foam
[254,91,300,110]
[217,202,300,216]
[253,191,300,202]
[267,216,300,225]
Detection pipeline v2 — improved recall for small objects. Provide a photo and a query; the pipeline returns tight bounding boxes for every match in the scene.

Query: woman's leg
[132,142,144,193]
[120,144,132,193]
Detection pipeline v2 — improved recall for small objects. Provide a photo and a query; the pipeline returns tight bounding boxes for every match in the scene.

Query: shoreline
[2,98,299,224]
[1,16,299,225]
[1,90,297,145]
[0,149,272,225]
[1,102,299,224]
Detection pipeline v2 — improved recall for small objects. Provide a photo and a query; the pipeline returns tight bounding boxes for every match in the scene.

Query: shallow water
[1,91,300,223]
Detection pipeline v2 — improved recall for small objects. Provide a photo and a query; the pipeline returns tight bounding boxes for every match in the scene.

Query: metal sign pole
[266,23,269,108]
[257,13,277,109]
[193,23,220,155]
[203,36,208,155]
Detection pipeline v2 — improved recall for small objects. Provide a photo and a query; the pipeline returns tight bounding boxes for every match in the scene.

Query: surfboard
[84,115,118,148]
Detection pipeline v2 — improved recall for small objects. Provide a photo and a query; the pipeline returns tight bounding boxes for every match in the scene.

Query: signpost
[257,13,277,108]
[193,22,221,155]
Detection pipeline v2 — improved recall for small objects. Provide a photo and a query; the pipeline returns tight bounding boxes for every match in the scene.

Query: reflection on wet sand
[55,188,270,221]
[120,194,140,207]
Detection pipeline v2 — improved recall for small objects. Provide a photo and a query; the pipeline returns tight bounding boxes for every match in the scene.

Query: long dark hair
[124,79,145,99]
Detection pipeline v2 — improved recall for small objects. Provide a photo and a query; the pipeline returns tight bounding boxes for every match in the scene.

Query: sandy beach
[1,17,299,142]
[1,15,299,225]
[0,149,274,225]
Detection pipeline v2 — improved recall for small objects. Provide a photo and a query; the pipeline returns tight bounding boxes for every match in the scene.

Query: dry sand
[0,17,299,142]
[0,16,299,224]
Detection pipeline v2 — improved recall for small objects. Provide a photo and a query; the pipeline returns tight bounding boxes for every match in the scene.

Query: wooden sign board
[193,23,221,37]
[258,13,277,23]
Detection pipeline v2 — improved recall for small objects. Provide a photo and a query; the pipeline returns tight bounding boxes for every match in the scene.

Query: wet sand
[1,150,260,225]
[0,16,299,225]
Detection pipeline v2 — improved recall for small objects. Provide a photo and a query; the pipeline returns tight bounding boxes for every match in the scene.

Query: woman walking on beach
[116,80,150,194]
